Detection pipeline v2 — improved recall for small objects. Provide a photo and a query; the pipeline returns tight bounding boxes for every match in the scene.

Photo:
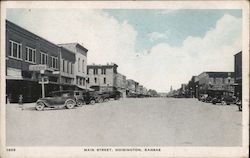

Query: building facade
[126,79,137,97]
[197,71,235,97]
[59,47,75,90]
[59,43,88,90]
[234,51,242,100]
[114,73,127,98]
[6,20,61,102]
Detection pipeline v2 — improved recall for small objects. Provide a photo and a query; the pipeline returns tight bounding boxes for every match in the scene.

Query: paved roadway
[6,98,242,146]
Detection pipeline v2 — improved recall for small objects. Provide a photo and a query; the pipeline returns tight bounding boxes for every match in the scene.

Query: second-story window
[71,63,74,74]
[94,77,97,83]
[25,46,36,63]
[104,77,106,84]
[101,68,106,75]
[40,52,48,65]
[82,60,85,73]
[94,68,98,75]
[50,56,58,69]
[9,40,22,59]
[69,62,72,74]
[62,59,65,72]
[78,58,80,72]
[64,60,68,73]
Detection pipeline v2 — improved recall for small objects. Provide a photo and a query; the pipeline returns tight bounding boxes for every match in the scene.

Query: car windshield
[62,93,71,97]
[74,92,80,96]
[50,92,61,97]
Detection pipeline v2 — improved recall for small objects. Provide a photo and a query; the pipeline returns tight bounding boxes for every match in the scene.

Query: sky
[6,9,242,92]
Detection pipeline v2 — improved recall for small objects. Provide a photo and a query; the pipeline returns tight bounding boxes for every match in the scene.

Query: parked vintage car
[211,96,222,105]
[96,92,110,103]
[221,95,236,105]
[200,94,208,102]
[74,91,86,106]
[212,95,236,105]
[82,91,99,105]
[205,96,213,103]
[35,90,77,111]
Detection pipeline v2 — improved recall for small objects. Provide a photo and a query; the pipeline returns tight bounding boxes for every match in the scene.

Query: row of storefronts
[6,20,152,103]
[169,51,242,101]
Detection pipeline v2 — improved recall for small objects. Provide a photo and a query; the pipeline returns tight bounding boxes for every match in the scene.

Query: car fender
[36,100,49,107]
[64,98,76,106]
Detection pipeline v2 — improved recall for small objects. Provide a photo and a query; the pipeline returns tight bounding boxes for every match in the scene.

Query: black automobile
[212,95,236,105]
[35,90,77,111]
[212,96,222,105]
[221,95,236,105]
[205,96,213,103]
[96,92,110,103]
[82,91,99,105]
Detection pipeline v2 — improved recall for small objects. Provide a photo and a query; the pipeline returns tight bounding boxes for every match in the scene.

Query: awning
[76,85,87,90]
[76,85,95,91]
[6,76,23,80]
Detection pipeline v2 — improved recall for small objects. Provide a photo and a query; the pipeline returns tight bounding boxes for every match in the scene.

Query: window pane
[18,44,21,58]
[55,59,58,69]
[25,48,28,60]
[82,60,84,73]
[9,41,12,56]
[29,49,32,61]
[42,54,45,64]
[33,51,36,62]
[13,43,17,57]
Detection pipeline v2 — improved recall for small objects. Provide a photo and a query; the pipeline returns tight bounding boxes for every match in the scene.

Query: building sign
[7,68,22,79]
[29,64,47,71]
[208,85,223,90]
[38,76,49,84]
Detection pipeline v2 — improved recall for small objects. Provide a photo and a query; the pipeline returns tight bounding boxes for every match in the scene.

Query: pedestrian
[18,94,24,110]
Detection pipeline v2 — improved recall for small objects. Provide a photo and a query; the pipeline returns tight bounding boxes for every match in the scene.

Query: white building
[58,43,88,90]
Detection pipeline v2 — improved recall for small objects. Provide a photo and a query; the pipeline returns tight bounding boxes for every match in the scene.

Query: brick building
[115,73,127,98]
[197,71,235,97]
[6,20,61,102]
[126,79,137,97]
[234,51,242,100]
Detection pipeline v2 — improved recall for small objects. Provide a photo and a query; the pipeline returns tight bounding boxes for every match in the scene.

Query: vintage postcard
[0,1,249,158]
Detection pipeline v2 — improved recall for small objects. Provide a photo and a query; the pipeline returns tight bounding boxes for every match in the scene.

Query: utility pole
[40,70,46,98]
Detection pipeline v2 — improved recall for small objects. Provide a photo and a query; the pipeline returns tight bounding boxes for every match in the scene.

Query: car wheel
[98,98,104,103]
[36,102,45,111]
[65,99,76,109]
[90,100,95,105]
[104,98,109,102]
[76,100,84,107]
[221,101,226,105]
